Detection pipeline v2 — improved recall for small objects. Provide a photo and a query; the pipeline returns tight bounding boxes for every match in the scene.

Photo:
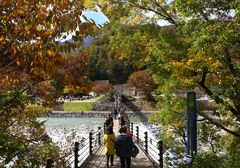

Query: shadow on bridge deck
[82,145,154,168]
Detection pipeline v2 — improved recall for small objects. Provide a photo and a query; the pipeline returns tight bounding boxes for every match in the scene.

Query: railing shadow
[121,96,148,123]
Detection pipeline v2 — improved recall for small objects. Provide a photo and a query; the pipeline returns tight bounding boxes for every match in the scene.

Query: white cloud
[157,19,171,26]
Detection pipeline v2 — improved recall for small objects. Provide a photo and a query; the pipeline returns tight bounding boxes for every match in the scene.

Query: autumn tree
[58,53,93,95]
[0,0,99,167]
[100,0,240,137]
[150,1,240,137]
[96,0,240,166]
[86,4,137,84]
[86,23,161,84]
[92,82,114,95]
[86,2,161,84]
[127,70,157,100]
[31,80,55,102]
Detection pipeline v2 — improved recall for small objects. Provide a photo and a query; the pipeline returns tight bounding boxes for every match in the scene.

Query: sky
[81,6,110,27]
[62,3,237,41]
[61,6,171,42]
[60,6,109,42]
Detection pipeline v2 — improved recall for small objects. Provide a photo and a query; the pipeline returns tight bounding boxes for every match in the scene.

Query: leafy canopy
[94,0,240,166]
[0,0,99,167]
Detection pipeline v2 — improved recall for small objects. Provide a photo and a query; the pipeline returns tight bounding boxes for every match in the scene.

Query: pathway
[82,119,154,168]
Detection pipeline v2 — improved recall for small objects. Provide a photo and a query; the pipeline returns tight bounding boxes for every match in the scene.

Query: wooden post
[104,123,106,133]
[158,141,163,168]
[74,142,79,168]
[131,122,133,134]
[89,132,93,155]
[136,126,139,143]
[98,126,101,145]
[127,118,130,129]
[46,159,53,168]
[144,132,148,154]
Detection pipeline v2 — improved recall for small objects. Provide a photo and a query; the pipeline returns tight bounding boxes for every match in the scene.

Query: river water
[37,117,106,155]
[38,117,158,146]
[38,117,105,128]
[38,117,160,167]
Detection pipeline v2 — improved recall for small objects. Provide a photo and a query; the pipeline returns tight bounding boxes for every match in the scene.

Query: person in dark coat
[108,113,114,127]
[105,114,114,128]
[104,116,111,129]
[120,115,126,127]
[113,106,118,119]
[114,126,134,168]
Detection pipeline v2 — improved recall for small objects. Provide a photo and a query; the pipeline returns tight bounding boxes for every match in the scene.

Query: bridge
[62,119,164,168]
[46,92,163,168]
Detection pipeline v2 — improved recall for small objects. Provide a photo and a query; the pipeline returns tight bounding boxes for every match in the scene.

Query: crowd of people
[102,91,139,168]
[104,107,127,129]
[103,112,138,168]
[104,125,138,168]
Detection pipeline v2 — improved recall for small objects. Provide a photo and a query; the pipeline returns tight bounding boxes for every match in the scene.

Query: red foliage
[92,82,113,95]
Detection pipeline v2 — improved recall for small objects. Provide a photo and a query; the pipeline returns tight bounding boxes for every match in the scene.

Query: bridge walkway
[83,119,154,168]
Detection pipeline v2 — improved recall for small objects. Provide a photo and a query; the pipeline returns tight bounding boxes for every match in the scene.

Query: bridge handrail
[73,126,103,168]
[130,122,163,168]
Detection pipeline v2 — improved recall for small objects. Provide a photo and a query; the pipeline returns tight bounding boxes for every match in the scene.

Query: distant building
[114,84,136,96]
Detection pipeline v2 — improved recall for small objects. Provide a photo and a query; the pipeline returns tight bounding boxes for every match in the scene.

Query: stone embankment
[48,111,155,119]
[91,98,115,111]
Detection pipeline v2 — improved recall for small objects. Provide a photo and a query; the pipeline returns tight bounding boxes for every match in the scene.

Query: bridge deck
[83,119,154,168]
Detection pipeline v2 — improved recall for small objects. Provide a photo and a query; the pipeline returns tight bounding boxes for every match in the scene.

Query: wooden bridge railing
[45,126,104,168]
[46,121,163,168]
[76,126,104,168]
[130,122,163,168]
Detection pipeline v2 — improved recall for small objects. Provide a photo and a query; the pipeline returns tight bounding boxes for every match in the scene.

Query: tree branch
[198,69,240,120]
[129,0,178,26]
[172,125,187,146]
[150,0,178,25]
[0,58,17,73]
[198,111,240,137]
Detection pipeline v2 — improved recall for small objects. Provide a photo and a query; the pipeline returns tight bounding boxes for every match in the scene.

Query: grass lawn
[63,96,104,112]
[64,101,94,111]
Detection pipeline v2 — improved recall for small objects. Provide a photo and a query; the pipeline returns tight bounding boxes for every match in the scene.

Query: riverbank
[40,117,160,167]
[48,111,156,121]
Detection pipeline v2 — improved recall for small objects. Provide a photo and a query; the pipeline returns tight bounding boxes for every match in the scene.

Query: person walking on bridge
[114,126,134,168]
[104,126,116,167]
